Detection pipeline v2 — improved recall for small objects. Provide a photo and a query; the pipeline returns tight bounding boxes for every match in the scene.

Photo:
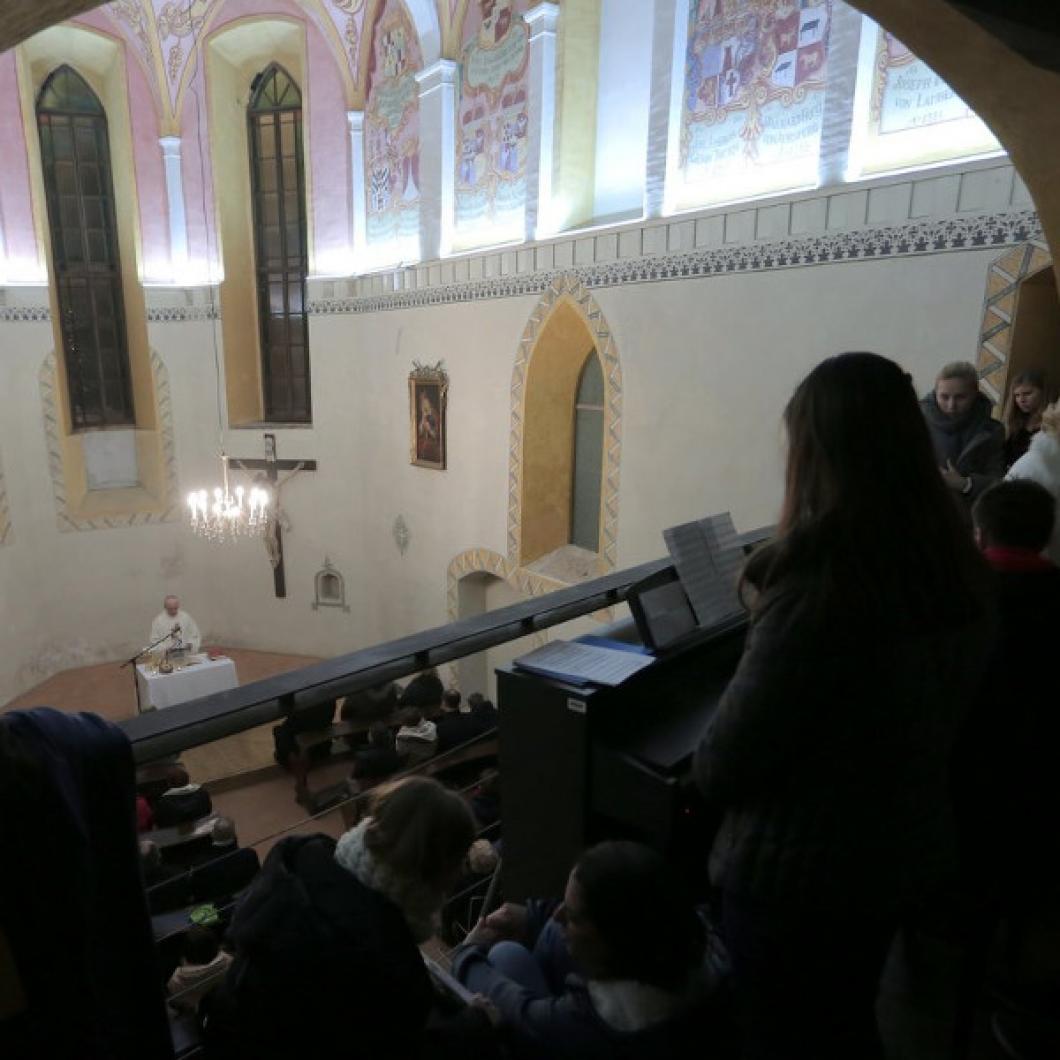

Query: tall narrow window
[248,65,311,423]
[570,352,604,552]
[37,65,134,429]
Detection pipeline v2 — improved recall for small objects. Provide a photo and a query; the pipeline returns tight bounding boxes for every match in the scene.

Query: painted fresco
[679,0,832,207]
[365,0,422,256]
[872,32,977,136]
[454,0,530,249]
[856,28,999,174]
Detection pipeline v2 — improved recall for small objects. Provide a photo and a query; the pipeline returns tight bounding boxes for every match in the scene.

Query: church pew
[331,730,499,825]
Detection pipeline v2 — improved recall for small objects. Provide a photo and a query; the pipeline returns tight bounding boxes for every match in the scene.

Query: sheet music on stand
[663,513,744,628]
[513,640,655,687]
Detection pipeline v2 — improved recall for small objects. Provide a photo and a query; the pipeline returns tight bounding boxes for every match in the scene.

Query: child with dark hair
[167,925,232,1014]
[399,668,445,712]
[974,478,1058,561]
[442,689,462,714]
[452,841,729,1058]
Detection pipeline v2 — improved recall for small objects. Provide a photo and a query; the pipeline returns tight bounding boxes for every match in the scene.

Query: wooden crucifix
[232,432,317,598]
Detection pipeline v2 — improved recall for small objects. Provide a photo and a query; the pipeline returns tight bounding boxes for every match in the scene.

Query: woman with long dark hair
[695,352,995,1059]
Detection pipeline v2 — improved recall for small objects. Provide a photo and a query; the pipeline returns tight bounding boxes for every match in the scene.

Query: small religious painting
[409,362,448,470]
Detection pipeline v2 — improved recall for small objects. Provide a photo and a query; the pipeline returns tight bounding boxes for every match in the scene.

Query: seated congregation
[270,669,499,806]
[3,353,1060,1060]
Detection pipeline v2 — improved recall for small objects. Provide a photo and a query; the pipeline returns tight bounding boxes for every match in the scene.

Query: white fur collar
[333,818,441,942]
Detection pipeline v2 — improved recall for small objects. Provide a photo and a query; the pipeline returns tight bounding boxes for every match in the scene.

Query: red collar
[982,546,1056,573]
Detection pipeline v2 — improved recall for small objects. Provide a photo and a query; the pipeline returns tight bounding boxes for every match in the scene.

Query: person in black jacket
[435,697,498,753]
[204,776,479,1059]
[920,360,1004,516]
[695,352,995,1059]
[350,721,403,781]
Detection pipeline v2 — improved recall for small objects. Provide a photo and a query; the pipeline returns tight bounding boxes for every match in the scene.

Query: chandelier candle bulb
[187,455,272,542]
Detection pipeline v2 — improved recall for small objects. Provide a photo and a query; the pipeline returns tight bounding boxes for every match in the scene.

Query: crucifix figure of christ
[232,433,317,598]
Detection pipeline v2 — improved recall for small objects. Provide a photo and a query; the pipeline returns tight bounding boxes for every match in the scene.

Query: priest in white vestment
[150,595,202,654]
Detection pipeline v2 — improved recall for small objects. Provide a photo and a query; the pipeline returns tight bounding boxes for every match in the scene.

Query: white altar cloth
[136,654,238,711]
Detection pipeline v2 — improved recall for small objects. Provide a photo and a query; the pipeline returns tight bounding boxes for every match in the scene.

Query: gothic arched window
[37,65,134,429]
[248,64,311,423]
[570,352,604,552]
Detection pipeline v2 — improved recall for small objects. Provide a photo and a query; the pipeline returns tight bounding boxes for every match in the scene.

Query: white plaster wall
[0,316,216,698]
[0,242,1004,704]
[593,0,653,221]
[597,247,999,564]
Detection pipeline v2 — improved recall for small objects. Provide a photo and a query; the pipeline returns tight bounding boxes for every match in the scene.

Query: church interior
[2,1,1060,1057]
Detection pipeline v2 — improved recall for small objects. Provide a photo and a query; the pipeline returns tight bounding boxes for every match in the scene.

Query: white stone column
[347,111,368,268]
[644,0,686,219]
[415,60,459,261]
[159,136,189,278]
[524,2,560,240]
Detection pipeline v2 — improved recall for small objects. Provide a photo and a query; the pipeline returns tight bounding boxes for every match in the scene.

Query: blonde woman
[1007,400,1060,562]
[205,777,477,1057]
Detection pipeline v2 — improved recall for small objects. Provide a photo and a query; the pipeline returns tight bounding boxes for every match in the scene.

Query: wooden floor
[2,648,353,860]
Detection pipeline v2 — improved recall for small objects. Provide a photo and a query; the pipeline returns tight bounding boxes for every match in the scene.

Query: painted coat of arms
[680,0,832,199]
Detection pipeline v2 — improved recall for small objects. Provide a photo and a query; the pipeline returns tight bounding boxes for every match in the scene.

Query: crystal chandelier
[187,453,270,542]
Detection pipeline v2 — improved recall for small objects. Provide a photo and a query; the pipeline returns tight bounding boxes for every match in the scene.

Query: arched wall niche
[446,546,561,695]
[977,240,1059,407]
[16,22,174,523]
[18,23,159,431]
[509,274,622,573]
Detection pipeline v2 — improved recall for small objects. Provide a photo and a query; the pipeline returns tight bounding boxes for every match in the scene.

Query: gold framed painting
[409,362,448,470]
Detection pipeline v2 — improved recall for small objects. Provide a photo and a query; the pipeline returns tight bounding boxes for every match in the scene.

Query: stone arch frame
[508,273,623,571]
[977,239,1053,404]
[446,547,564,623]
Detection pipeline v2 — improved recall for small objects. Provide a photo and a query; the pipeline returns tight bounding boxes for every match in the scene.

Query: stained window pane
[51,123,74,162]
[249,64,310,423]
[257,120,276,160]
[576,353,605,407]
[37,66,133,430]
[571,407,604,552]
[280,116,296,157]
[63,230,84,265]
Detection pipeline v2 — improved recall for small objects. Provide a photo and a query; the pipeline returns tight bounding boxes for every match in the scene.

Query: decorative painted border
[39,349,181,532]
[0,210,1042,324]
[145,305,220,322]
[307,209,1043,316]
[507,274,622,572]
[976,239,1053,403]
[0,451,11,546]
[0,305,51,322]
[0,304,221,324]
